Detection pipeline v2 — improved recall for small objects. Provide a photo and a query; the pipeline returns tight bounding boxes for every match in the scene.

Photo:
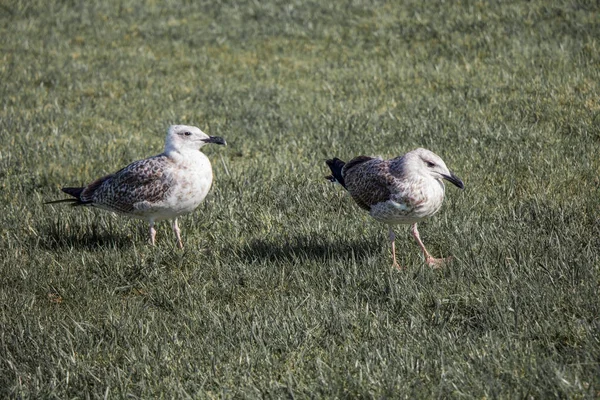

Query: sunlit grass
[1,0,599,397]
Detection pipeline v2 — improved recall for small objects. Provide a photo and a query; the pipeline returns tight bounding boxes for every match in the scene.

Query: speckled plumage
[76,155,175,215]
[326,148,464,269]
[48,125,226,248]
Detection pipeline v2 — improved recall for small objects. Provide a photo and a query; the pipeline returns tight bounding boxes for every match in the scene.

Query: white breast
[370,178,446,225]
[153,150,214,221]
[411,178,445,219]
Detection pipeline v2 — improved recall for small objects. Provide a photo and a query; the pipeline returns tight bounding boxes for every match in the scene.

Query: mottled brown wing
[343,156,392,211]
[82,155,174,213]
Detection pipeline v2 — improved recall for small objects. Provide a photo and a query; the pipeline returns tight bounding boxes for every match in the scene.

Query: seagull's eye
[184,131,192,136]
[426,161,435,168]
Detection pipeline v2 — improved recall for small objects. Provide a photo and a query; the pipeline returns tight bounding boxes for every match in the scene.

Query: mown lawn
[1,0,599,398]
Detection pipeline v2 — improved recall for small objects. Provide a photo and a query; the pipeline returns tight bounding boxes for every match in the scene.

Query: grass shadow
[34,221,135,251]
[238,234,382,264]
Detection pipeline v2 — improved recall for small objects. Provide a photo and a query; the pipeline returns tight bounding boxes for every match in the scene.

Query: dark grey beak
[203,136,226,145]
[442,172,464,189]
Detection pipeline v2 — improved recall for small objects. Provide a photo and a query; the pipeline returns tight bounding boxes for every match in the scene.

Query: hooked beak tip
[443,172,464,190]
[204,136,226,146]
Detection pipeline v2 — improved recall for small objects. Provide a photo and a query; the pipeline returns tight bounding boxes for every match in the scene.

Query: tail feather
[61,187,84,199]
[44,186,89,206]
[44,198,79,205]
[325,158,347,189]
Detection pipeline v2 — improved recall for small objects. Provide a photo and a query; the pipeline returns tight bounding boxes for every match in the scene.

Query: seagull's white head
[402,148,464,189]
[164,125,226,153]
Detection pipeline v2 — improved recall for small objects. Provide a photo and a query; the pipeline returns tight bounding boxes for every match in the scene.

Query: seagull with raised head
[325,148,464,269]
[46,125,226,249]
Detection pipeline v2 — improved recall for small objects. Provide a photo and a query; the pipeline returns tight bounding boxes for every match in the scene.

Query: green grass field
[1,0,599,397]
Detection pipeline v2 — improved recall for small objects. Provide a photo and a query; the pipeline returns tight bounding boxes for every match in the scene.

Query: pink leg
[388,227,402,270]
[411,223,449,268]
[172,218,183,249]
[149,221,156,246]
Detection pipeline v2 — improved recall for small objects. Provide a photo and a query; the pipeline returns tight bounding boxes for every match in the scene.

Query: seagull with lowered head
[325,148,464,269]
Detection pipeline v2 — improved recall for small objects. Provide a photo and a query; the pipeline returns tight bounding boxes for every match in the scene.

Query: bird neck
[165,146,202,161]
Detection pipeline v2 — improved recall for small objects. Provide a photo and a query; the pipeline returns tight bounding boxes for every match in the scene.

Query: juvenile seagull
[325,148,464,269]
[47,125,226,248]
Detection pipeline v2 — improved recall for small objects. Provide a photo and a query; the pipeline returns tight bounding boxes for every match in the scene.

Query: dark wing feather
[342,156,375,174]
[45,187,88,205]
[325,157,346,188]
[343,157,392,211]
[83,155,174,213]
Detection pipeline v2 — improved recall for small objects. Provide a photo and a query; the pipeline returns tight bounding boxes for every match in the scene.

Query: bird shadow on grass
[34,222,134,251]
[237,235,382,264]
